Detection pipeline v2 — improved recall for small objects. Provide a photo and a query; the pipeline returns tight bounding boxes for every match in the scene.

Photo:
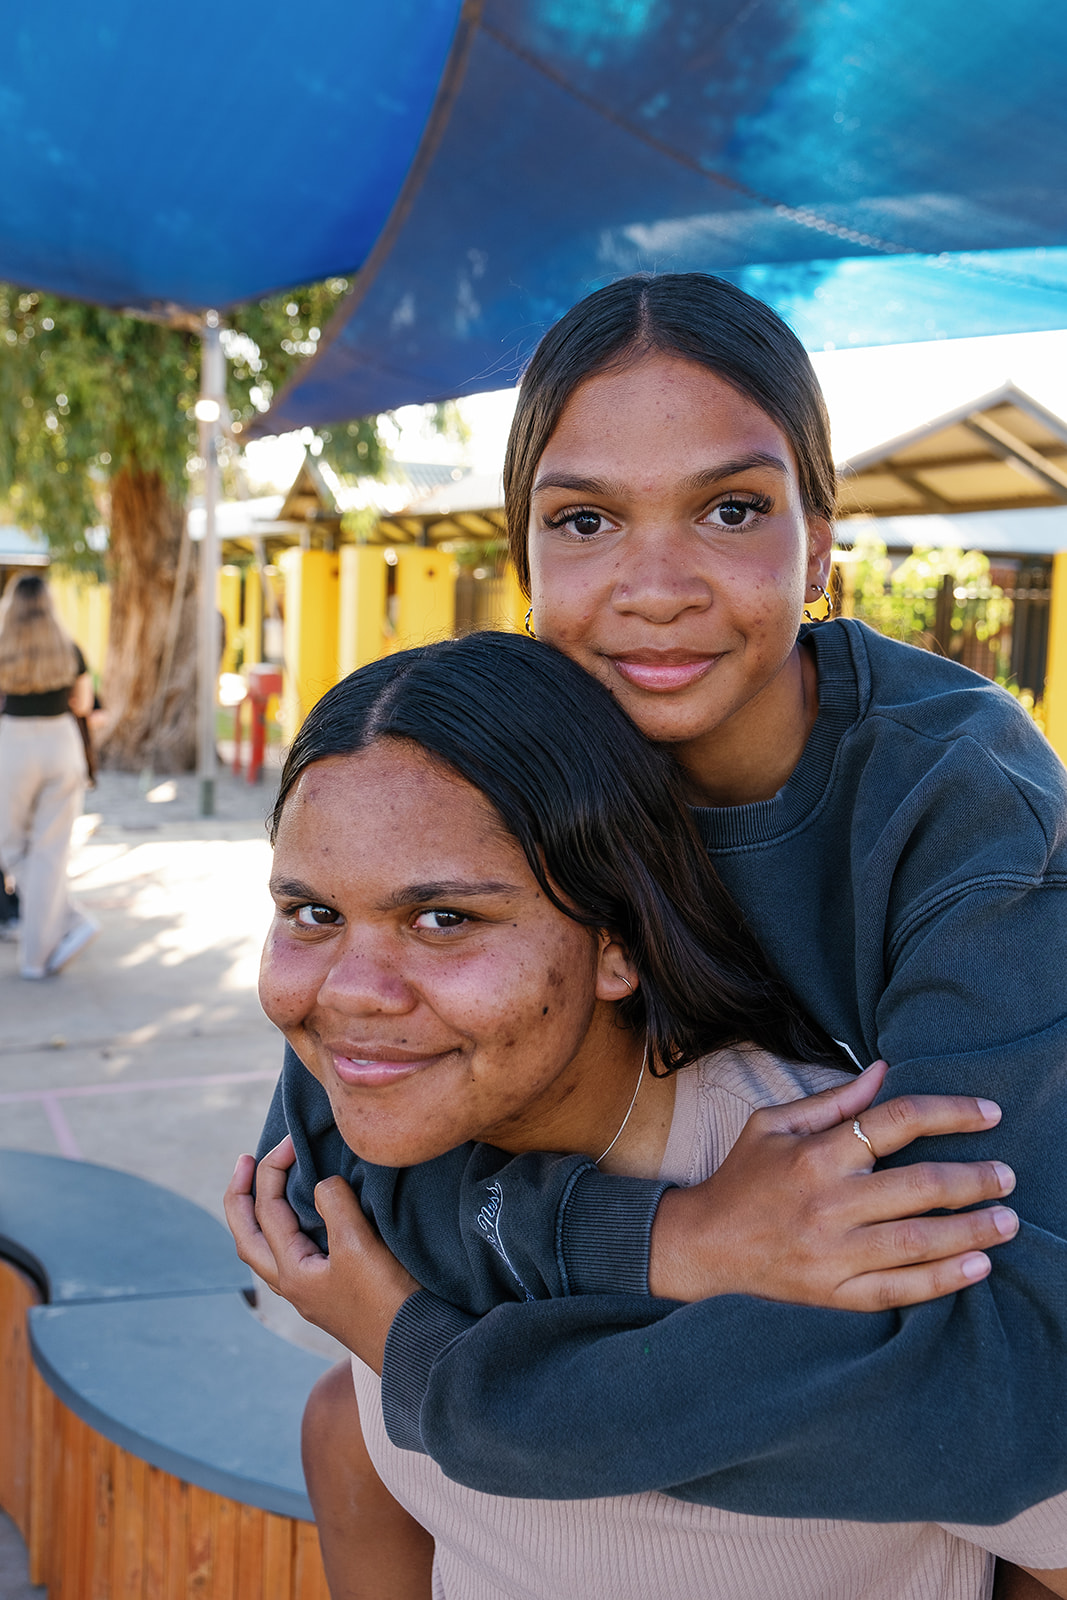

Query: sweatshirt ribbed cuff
[557,1167,672,1296]
[381,1289,479,1453]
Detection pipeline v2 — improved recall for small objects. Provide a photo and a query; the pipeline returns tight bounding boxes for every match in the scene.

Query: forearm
[381,1224,1067,1521]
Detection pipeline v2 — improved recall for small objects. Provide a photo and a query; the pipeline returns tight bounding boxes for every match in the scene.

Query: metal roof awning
[836,384,1067,519]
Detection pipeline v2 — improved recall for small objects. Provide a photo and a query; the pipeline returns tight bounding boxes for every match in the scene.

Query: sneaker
[44,916,100,975]
[0,920,19,943]
[19,965,46,980]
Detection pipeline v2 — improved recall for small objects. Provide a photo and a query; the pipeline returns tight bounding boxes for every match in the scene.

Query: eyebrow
[269,876,523,908]
[532,453,790,498]
[381,879,523,909]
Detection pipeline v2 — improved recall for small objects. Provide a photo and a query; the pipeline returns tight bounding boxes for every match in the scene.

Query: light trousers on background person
[0,715,87,976]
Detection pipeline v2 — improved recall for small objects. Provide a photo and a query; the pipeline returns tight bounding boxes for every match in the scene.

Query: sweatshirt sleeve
[259,1041,667,1306]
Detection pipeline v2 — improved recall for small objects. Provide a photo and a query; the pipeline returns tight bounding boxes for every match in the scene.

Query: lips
[608,651,721,693]
[330,1048,452,1089]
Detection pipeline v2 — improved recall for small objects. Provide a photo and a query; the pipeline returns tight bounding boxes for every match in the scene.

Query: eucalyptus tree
[0,279,380,769]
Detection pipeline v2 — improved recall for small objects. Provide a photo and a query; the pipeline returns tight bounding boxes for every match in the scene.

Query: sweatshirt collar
[692,621,860,850]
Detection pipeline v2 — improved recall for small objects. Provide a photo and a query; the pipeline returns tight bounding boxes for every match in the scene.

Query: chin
[333,1117,459,1169]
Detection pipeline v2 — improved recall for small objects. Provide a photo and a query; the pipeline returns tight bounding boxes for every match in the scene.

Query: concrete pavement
[0,757,302,1594]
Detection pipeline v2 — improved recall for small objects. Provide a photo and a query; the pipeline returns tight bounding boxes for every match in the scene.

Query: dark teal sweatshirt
[259,619,1067,1522]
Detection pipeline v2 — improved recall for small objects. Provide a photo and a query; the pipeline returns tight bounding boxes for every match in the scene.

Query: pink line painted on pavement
[40,1093,82,1159]
[0,1068,281,1105]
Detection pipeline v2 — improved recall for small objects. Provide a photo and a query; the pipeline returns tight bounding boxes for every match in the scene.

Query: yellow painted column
[279,548,340,736]
[393,548,453,649]
[243,566,264,666]
[217,566,242,673]
[499,564,528,634]
[1043,551,1067,765]
[86,581,110,678]
[339,546,389,672]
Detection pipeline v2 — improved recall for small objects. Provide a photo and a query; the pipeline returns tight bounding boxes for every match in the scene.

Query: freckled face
[527,353,831,789]
[259,742,620,1166]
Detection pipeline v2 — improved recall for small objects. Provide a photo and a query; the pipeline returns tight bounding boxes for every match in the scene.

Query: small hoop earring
[803,583,834,624]
[524,608,536,638]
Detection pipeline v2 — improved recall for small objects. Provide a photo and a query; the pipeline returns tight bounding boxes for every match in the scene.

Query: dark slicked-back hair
[271,632,841,1075]
[504,272,835,591]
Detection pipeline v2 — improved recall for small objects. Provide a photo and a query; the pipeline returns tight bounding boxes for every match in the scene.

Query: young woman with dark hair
[231,630,1057,1599]
[233,274,1067,1594]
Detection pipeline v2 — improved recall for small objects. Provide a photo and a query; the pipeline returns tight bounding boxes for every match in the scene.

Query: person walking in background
[0,573,98,979]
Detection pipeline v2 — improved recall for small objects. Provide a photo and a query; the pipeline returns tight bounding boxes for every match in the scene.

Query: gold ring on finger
[852,1118,876,1157]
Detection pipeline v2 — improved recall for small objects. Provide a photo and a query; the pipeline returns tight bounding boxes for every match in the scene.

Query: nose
[316,932,417,1017]
[611,525,713,624]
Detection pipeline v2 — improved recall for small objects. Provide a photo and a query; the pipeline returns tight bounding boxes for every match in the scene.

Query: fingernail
[993,1162,1015,1193]
[992,1206,1018,1237]
[961,1254,990,1280]
[976,1098,1001,1122]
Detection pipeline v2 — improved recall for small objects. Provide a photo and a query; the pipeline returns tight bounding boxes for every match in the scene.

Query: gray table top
[0,1149,251,1303]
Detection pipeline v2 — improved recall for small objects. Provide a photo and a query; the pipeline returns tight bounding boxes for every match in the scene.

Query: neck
[488,1012,676,1179]
[678,639,819,807]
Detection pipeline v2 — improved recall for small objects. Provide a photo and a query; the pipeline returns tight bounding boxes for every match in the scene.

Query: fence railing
[840,557,1052,705]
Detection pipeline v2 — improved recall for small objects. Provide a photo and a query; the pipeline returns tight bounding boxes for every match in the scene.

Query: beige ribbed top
[352,1048,1067,1599]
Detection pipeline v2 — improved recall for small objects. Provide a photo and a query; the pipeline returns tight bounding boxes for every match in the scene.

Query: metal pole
[196,314,224,817]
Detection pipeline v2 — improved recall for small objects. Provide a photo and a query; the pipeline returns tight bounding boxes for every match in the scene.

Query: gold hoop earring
[524,608,536,638]
[803,583,834,624]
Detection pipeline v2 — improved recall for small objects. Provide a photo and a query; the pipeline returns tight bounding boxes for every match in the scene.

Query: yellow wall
[280,548,340,735]
[1044,551,1067,764]
[217,567,243,674]
[498,564,527,634]
[338,546,389,673]
[242,566,264,667]
[48,573,110,680]
[393,548,453,648]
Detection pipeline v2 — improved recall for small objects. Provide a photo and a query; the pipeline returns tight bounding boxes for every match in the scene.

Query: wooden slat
[55,1402,95,1600]
[207,1492,239,1600]
[187,1483,217,1598]
[113,1447,148,1600]
[143,1460,168,1600]
[88,1424,116,1599]
[0,1261,40,1543]
[28,1361,58,1587]
[293,1519,331,1600]
[262,1512,295,1600]
[235,1503,266,1600]
[164,1476,189,1600]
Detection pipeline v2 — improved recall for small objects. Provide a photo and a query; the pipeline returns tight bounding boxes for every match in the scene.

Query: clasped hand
[649,1060,1019,1306]
[224,1136,419,1375]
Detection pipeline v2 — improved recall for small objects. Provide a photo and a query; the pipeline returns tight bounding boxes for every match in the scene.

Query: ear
[594,928,639,1003]
[806,516,834,591]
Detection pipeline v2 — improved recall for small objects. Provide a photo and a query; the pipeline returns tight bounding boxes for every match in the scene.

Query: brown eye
[413,909,468,931]
[570,511,602,537]
[294,904,338,927]
[718,501,751,526]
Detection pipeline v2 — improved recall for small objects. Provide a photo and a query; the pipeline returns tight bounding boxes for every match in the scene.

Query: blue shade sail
[261,0,1067,430]
[0,0,466,310]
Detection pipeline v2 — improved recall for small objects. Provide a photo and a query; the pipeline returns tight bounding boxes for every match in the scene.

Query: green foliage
[0,275,378,567]
[845,527,1010,654]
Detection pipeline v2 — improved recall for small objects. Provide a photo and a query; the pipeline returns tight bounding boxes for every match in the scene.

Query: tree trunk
[97,465,198,772]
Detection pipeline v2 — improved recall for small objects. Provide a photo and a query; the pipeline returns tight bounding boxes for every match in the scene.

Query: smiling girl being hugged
[232,275,1067,1597]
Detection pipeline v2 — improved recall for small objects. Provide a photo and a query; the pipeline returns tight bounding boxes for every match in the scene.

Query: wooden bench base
[0,1258,330,1600]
